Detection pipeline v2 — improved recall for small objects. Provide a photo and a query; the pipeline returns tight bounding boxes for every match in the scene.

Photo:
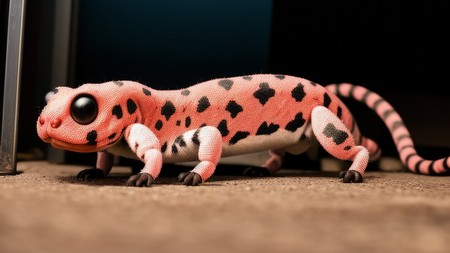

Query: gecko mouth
[47,138,117,153]
[49,138,100,153]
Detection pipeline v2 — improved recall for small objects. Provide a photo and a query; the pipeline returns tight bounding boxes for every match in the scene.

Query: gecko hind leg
[243,149,285,177]
[361,137,382,162]
[311,106,369,183]
[244,127,316,177]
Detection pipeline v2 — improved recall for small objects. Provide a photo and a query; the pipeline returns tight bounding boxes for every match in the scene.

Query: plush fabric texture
[36,74,450,186]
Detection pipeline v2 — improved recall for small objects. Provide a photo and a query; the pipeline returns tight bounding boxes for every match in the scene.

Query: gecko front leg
[178,126,222,186]
[77,151,114,180]
[124,123,163,187]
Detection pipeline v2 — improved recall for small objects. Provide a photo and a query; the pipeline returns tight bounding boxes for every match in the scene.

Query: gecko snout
[38,116,45,125]
[38,115,62,128]
[50,118,62,128]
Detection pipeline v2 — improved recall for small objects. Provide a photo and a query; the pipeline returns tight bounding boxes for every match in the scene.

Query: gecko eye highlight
[70,94,98,125]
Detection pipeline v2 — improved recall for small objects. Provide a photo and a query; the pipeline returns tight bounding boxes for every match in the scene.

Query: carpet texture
[1,161,449,253]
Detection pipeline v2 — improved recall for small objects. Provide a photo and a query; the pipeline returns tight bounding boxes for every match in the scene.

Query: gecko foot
[76,168,105,181]
[126,173,154,187]
[177,172,202,186]
[339,170,363,183]
[243,166,270,177]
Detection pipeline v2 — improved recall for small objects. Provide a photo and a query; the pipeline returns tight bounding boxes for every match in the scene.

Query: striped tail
[326,83,450,175]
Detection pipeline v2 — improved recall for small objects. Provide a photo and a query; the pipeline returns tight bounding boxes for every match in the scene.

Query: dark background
[12,0,450,168]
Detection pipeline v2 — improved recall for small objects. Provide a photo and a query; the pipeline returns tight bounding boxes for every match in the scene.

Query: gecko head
[36,81,146,153]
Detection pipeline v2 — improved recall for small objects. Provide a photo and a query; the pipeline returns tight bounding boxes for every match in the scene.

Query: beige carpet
[1,161,449,253]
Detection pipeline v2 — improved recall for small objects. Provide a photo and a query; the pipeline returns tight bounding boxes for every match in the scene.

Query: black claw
[177,172,190,182]
[354,172,363,182]
[243,166,270,177]
[183,173,195,184]
[191,174,202,186]
[76,168,105,180]
[340,170,363,183]
[178,172,202,186]
[126,173,154,187]
[126,174,140,186]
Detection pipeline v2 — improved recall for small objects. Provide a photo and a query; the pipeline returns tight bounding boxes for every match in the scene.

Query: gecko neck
[134,85,190,127]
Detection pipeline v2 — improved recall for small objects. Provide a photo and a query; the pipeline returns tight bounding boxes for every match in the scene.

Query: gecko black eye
[70,94,98,125]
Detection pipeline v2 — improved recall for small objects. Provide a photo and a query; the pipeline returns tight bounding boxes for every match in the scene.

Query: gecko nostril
[50,118,62,128]
[39,117,45,125]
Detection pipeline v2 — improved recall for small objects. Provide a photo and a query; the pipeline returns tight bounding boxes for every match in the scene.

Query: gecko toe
[76,168,104,181]
[178,172,202,186]
[340,170,363,183]
[177,172,190,182]
[243,166,270,177]
[127,173,154,187]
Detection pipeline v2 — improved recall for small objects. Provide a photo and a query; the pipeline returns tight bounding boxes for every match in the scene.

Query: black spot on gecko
[382,109,395,120]
[428,160,437,175]
[112,105,123,119]
[192,129,201,145]
[300,134,307,141]
[197,96,210,113]
[443,157,450,171]
[171,144,178,154]
[390,121,404,132]
[337,106,343,119]
[291,83,306,102]
[226,100,243,118]
[181,89,190,96]
[396,134,410,143]
[310,81,317,86]
[253,82,275,105]
[175,135,187,147]
[218,120,229,137]
[161,101,176,121]
[414,159,425,174]
[86,130,97,145]
[218,79,233,91]
[361,90,372,103]
[229,131,250,145]
[275,75,285,80]
[285,113,306,132]
[349,85,356,98]
[108,133,116,140]
[256,122,279,135]
[323,93,331,108]
[373,98,385,111]
[113,81,124,86]
[161,142,167,153]
[344,146,351,150]
[143,88,151,96]
[155,120,163,130]
[323,123,349,145]
[127,99,137,114]
[185,116,191,128]
[176,120,181,126]
[405,154,418,168]
[242,76,252,81]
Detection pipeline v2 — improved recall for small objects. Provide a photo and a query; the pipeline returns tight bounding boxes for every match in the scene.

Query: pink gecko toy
[36,74,450,186]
